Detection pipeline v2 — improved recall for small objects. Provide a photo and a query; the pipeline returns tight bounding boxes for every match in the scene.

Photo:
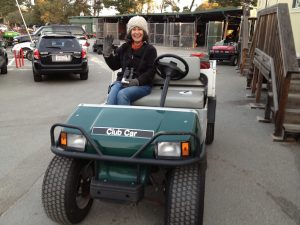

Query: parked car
[77,36,90,53]
[12,41,34,61]
[0,40,8,74]
[13,24,87,44]
[32,33,88,82]
[209,39,238,66]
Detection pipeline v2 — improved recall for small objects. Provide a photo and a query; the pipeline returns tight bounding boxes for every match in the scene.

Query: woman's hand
[103,35,114,57]
[122,79,139,87]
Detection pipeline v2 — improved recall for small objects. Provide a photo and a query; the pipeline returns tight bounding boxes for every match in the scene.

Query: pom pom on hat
[127,16,149,35]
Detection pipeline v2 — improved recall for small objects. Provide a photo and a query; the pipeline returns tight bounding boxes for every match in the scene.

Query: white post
[15,0,33,42]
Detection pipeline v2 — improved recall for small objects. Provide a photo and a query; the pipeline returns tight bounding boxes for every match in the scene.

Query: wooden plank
[257,5,278,17]
[283,123,300,132]
[276,4,299,75]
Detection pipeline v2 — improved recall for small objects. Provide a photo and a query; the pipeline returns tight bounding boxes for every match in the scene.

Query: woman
[103,16,157,105]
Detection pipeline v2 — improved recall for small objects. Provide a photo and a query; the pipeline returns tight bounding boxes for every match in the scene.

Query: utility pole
[15,0,33,42]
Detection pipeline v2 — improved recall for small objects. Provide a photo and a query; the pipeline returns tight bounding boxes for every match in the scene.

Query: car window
[39,37,81,51]
[70,27,85,35]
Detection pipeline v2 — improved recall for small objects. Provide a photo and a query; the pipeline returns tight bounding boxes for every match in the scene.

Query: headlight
[156,142,190,158]
[60,132,86,151]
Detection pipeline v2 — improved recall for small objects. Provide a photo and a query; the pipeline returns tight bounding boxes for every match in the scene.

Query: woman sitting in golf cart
[103,16,157,105]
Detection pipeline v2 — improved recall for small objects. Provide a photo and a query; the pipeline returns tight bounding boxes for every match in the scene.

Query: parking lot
[0,45,300,225]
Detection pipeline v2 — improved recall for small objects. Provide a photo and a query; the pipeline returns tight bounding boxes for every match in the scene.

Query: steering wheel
[154,54,189,80]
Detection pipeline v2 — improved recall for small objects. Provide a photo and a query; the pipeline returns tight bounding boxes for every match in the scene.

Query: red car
[209,40,238,66]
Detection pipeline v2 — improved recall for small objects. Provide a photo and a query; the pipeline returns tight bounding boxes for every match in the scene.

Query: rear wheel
[26,50,33,61]
[165,163,206,225]
[80,72,88,80]
[42,156,94,225]
[1,65,7,74]
[33,69,42,82]
[205,122,215,145]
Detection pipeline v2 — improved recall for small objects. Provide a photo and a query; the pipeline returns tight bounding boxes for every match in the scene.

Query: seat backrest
[153,56,202,86]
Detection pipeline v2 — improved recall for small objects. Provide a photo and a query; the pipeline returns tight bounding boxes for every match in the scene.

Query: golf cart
[209,39,238,66]
[42,54,217,225]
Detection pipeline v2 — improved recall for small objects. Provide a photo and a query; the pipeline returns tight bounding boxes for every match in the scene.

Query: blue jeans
[107,81,151,105]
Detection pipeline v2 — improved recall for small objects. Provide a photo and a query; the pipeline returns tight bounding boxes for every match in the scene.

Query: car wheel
[26,51,33,61]
[205,122,215,145]
[80,72,88,80]
[97,47,103,55]
[33,69,42,82]
[231,56,238,66]
[42,156,94,225]
[165,164,205,225]
[1,65,7,74]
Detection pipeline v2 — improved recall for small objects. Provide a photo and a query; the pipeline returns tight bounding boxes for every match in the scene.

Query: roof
[69,7,242,22]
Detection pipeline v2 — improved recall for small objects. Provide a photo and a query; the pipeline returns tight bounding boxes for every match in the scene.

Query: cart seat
[133,56,206,109]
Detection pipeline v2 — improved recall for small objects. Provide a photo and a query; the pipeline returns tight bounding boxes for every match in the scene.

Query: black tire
[205,122,215,145]
[97,47,103,55]
[165,163,206,225]
[1,65,7,74]
[26,51,33,61]
[42,156,94,225]
[80,72,88,80]
[231,56,238,66]
[33,69,42,82]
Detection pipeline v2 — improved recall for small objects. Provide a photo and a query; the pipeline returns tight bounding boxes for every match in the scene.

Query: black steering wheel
[154,54,189,80]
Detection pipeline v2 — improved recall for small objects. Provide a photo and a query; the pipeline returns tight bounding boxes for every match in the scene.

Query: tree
[72,0,91,16]
[92,0,103,16]
[182,0,196,12]
[159,0,180,13]
[103,0,137,14]
[34,0,90,24]
[208,0,257,7]
[195,1,220,11]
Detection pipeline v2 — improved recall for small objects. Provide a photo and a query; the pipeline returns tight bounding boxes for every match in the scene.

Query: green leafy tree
[208,0,257,7]
[34,0,90,24]
[103,0,137,14]
[72,0,91,16]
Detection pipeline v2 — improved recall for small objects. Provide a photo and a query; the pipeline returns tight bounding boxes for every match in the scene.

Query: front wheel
[42,156,94,225]
[205,122,215,145]
[231,56,238,66]
[165,163,206,225]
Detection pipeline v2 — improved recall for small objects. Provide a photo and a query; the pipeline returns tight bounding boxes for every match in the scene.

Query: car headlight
[156,142,190,158]
[59,132,86,151]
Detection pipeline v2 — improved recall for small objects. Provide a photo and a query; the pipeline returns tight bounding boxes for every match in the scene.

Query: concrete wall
[257,0,300,56]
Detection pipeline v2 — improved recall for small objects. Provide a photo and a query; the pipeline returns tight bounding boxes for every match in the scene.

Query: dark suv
[0,40,8,74]
[32,34,88,82]
[13,25,87,44]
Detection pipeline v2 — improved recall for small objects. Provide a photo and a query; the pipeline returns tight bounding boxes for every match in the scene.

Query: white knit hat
[127,16,149,35]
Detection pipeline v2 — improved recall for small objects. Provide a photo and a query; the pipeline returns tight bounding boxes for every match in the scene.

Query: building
[69,7,242,49]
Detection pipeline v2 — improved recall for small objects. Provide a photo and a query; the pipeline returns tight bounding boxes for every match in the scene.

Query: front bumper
[209,52,236,60]
[50,123,206,167]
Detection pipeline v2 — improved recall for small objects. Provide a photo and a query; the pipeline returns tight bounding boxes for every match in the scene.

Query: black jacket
[104,42,157,86]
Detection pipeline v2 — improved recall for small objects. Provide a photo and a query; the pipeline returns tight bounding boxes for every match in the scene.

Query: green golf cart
[42,54,217,225]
